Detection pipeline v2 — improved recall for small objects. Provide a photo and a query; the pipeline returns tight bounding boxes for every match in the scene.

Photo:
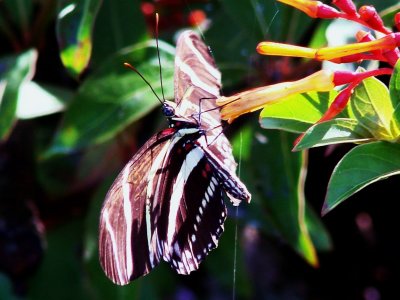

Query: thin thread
[232,131,243,300]
[232,205,239,300]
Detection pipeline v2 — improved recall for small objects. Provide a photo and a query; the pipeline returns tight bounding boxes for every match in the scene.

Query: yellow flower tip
[257,42,316,58]
[355,30,370,42]
[277,0,319,18]
[316,34,398,60]
[217,70,335,122]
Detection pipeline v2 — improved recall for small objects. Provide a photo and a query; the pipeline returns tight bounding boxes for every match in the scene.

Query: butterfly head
[162,101,176,119]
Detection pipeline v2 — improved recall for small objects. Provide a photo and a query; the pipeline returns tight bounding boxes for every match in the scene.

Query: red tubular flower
[277,0,340,19]
[358,5,391,34]
[222,0,398,137]
[316,3,342,18]
[395,12,400,32]
[355,30,382,59]
[333,69,393,86]
[332,0,357,16]
[355,30,399,66]
[318,82,357,123]
[316,69,393,123]
[216,67,393,124]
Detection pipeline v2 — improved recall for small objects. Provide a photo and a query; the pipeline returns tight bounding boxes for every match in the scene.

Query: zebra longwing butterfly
[99,30,251,285]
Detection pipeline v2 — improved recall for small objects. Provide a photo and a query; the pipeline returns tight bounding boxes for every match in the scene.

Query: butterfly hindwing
[159,141,227,274]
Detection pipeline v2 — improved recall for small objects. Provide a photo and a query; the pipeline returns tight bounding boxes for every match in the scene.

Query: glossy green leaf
[294,118,374,151]
[0,49,37,139]
[389,59,400,133]
[209,0,312,88]
[231,122,331,265]
[206,10,260,88]
[308,20,329,49]
[16,81,72,119]
[56,0,102,78]
[323,141,400,214]
[380,3,400,26]
[91,0,147,66]
[368,0,400,11]
[260,91,338,133]
[351,76,396,140]
[218,0,270,40]
[45,40,175,155]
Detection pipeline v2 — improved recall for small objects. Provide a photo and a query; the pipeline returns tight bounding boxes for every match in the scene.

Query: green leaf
[56,0,102,78]
[206,9,260,88]
[16,81,72,119]
[323,141,400,214]
[208,0,312,88]
[380,3,400,26]
[367,0,400,12]
[294,118,374,151]
[218,0,268,40]
[260,91,339,133]
[231,122,331,265]
[389,59,400,134]
[91,0,147,66]
[45,40,175,156]
[0,49,37,140]
[351,76,396,140]
[308,20,329,49]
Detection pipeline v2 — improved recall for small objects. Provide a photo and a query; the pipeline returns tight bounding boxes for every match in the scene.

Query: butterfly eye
[162,104,175,117]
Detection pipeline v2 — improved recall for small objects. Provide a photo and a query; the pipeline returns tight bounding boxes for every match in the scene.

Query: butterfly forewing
[174,31,221,121]
[174,31,237,176]
[99,129,175,284]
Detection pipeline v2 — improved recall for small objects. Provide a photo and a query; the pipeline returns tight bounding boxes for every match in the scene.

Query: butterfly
[99,30,251,285]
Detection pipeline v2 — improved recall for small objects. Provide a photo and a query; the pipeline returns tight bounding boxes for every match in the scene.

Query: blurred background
[1,0,400,299]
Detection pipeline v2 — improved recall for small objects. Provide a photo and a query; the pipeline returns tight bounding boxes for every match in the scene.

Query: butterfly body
[99,31,250,285]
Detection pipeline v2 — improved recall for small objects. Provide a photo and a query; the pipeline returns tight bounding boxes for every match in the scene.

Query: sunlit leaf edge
[322,141,400,215]
[294,118,375,151]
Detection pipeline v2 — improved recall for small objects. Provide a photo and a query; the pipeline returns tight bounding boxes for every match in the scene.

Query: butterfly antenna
[155,13,166,102]
[124,62,164,105]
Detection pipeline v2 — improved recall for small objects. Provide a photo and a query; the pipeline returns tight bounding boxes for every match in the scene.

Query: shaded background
[1,0,400,299]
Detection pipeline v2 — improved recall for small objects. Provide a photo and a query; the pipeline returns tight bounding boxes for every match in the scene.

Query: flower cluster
[217,0,399,135]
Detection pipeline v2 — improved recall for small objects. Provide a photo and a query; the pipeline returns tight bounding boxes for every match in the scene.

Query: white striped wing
[174,31,238,176]
[99,129,175,285]
[99,127,234,283]
[99,30,251,286]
